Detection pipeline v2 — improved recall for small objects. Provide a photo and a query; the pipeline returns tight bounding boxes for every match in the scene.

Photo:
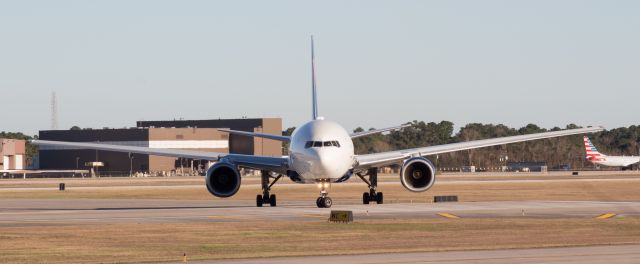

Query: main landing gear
[316,180,333,208]
[257,170,282,207]
[357,168,384,205]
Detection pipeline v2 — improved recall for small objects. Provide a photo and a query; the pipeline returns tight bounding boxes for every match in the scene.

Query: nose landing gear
[316,180,333,208]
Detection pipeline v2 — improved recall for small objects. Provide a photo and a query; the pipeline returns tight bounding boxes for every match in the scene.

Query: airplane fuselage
[589,156,640,167]
[288,119,355,183]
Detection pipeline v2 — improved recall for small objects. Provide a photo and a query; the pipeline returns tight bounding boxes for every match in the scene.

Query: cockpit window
[305,141,342,148]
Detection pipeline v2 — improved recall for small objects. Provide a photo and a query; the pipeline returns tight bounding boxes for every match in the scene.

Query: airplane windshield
[305,141,342,148]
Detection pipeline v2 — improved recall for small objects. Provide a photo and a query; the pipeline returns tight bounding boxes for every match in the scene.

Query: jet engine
[400,157,436,192]
[205,161,241,198]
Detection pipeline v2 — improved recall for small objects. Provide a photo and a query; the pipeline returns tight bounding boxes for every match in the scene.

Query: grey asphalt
[1,199,639,226]
[185,245,640,264]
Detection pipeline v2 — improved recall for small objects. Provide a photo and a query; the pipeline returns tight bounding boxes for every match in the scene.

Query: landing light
[317,183,323,188]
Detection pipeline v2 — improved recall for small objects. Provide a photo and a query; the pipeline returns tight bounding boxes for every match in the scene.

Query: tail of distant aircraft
[311,36,319,120]
[584,136,606,160]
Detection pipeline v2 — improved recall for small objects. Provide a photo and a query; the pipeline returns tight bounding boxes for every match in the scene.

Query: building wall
[259,118,284,157]
[38,118,281,173]
[1,156,8,170]
[147,128,228,172]
[39,129,150,171]
[0,139,26,170]
[137,118,283,156]
[38,127,230,173]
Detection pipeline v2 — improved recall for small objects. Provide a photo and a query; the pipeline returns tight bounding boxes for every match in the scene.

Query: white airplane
[32,37,604,208]
[584,136,639,167]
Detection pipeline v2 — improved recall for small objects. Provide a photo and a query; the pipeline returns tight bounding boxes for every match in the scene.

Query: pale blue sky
[1,0,639,136]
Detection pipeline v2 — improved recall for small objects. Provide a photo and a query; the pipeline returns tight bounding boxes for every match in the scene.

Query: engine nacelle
[205,161,241,198]
[400,157,436,192]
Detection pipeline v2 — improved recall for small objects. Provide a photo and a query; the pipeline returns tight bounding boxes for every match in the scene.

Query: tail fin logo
[584,136,605,161]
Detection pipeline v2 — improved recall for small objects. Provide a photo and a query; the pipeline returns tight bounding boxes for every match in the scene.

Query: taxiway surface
[1,199,638,226]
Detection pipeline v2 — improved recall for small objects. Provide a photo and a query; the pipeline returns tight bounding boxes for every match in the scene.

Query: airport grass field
[1,172,640,263]
[1,218,640,263]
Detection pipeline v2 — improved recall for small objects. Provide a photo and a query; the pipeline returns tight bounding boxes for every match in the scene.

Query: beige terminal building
[0,139,26,170]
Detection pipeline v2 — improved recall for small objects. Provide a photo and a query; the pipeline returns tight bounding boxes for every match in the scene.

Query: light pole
[129,153,134,177]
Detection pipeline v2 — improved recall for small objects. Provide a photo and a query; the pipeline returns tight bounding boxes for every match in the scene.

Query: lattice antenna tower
[51,91,58,130]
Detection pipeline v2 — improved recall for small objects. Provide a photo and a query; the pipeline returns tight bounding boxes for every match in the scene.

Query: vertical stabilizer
[311,36,319,120]
[584,136,606,159]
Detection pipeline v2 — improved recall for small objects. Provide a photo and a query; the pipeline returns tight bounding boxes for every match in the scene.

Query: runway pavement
[188,244,640,264]
[1,198,639,226]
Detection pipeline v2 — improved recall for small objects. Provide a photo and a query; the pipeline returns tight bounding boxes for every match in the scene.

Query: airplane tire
[323,197,333,208]
[376,192,384,204]
[256,195,263,207]
[269,194,277,207]
[316,197,323,208]
[363,192,370,204]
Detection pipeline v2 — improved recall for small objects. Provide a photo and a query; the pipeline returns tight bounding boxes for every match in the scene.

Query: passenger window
[305,141,313,148]
[324,141,332,147]
[313,141,322,147]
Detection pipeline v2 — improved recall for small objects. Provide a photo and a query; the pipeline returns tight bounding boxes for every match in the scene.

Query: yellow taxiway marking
[437,213,460,219]
[595,213,617,219]
[300,214,326,218]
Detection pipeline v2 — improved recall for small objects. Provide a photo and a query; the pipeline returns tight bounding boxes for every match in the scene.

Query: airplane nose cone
[312,150,343,178]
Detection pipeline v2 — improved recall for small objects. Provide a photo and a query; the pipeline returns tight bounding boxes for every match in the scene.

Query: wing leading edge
[32,140,289,173]
[354,126,605,169]
[350,124,412,139]
[217,129,290,142]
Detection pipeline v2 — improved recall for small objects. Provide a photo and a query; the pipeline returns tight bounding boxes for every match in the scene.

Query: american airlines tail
[584,136,606,161]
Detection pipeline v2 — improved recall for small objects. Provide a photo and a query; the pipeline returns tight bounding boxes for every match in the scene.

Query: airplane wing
[354,126,604,169]
[32,140,289,173]
[350,124,412,139]
[218,129,290,142]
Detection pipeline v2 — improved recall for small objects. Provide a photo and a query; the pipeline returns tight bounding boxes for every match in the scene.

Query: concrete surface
[1,199,638,226]
[186,245,640,264]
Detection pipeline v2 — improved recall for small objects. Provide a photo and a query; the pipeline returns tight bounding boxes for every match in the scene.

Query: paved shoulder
[188,245,640,264]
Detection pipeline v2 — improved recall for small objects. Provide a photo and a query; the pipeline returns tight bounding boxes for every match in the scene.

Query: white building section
[14,155,23,169]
